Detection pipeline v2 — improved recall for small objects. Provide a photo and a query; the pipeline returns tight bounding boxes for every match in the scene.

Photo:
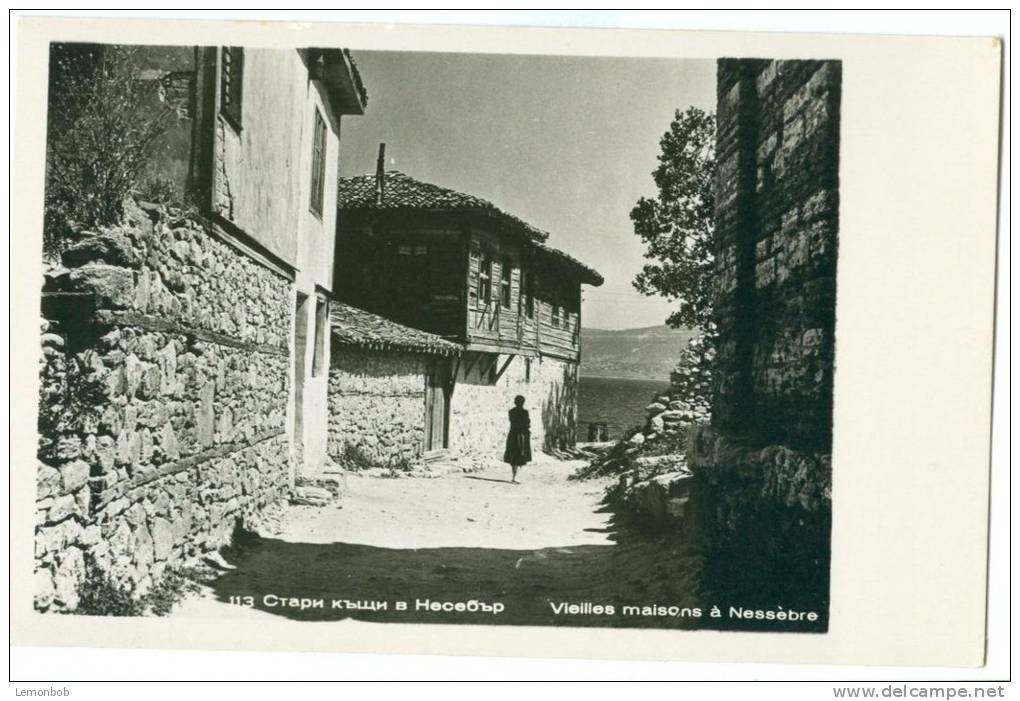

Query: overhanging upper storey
[335,165,602,361]
[306,48,368,116]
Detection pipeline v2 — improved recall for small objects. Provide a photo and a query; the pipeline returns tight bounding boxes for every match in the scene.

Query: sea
[577,376,670,442]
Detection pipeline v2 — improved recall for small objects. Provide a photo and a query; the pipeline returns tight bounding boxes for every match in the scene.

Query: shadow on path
[211,525,707,628]
[462,475,516,485]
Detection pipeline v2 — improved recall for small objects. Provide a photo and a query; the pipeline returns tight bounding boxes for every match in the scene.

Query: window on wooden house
[500,257,513,310]
[309,108,327,217]
[477,255,492,307]
[551,303,561,328]
[525,273,536,319]
[393,241,430,301]
[220,47,244,129]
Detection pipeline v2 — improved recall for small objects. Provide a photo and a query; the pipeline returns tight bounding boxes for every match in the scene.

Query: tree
[631,107,716,333]
[43,44,179,259]
[631,107,717,421]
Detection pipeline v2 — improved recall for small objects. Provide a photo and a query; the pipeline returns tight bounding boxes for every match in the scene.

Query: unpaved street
[174,456,705,627]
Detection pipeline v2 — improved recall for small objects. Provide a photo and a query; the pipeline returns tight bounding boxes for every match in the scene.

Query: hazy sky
[338,51,714,330]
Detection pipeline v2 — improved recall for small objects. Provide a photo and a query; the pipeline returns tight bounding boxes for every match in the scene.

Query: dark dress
[503,406,533,466]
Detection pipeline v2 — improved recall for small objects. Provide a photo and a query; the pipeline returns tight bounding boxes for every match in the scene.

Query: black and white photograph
[33,41,840,632]
[10,12,1004,678]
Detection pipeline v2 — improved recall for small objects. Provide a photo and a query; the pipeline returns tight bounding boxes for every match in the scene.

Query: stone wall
[713,59,840,451]
[36,199,293,611]
[449,353,578,456]
[685,58,840,625]
[685,425,832,625]
[327,347,429,469]
[327,349,579,466]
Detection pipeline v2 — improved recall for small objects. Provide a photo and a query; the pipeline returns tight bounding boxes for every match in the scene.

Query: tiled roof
[330,303,462,356]
[531,241,604,287]
[337,171,551,242]
[337,170,604,286]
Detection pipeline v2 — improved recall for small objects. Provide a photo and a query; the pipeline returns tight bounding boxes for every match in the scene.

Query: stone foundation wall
[36,199,293,611]
[686,425,831,622]
[327,347,429,469]
[449,354,578,456]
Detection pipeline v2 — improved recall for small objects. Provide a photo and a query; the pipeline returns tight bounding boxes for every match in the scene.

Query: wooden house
[330,150,603,463]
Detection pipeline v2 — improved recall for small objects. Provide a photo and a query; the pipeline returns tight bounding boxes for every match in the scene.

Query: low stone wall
[448,354,578,457]
[685,425,831,620]
[36,200,293,611]
[327,347,429,469]
[686,426,831,514]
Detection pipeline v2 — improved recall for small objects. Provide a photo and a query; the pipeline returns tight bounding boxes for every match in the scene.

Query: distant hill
[580,324,699,381]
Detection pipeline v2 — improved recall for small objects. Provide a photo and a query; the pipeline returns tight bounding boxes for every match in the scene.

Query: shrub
[75,558,145,617]
[44,44,180,259]
[73,556,203,617]
[144,569,202,617]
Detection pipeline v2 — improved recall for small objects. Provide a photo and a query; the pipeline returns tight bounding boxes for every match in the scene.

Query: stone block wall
[327,347,429,469]
[36,199,292,611]
[686,425,832,626]
[688,59,840,626]
[713,59,840,451]
[449,354,578,456]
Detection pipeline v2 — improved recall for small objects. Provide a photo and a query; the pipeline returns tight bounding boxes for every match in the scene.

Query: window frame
[392,240,431,301]
[477,254,493,308]
[500,257,513,310]
[309,107,327,218]
[524,272,536,319]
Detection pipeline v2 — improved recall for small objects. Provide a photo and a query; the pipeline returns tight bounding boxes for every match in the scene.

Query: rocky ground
[172,453,708,628]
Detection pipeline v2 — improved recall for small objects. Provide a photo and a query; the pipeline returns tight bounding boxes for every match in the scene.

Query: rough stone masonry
[710,58,840,451]
[685,59,840,612]
[36,199,292,611]
[327,348,430,470]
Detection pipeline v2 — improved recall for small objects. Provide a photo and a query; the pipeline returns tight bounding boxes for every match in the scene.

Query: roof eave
[316,49,367,116]
[330,336,463,357]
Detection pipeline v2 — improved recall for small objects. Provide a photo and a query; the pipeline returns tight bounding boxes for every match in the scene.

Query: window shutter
[220,47,244,128]
[310,109,327,216]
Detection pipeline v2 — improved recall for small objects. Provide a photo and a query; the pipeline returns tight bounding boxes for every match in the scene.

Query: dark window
[309,108,327,216]
[551,303,561,328]
[220,47,244,128]
[524,273,536,319]
[500,257,513,309]
[393,240,430,301]
[477,255,492,306]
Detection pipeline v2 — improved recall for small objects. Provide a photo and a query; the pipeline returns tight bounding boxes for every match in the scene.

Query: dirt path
[173,455,705,627]
[285,456,613,550]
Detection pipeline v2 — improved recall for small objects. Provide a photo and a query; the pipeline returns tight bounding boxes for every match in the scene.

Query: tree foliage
[631,107,716,333]
[44,44,179,259]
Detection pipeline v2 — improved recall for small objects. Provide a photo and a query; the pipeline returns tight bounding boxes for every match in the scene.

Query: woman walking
[503,395,532,484]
